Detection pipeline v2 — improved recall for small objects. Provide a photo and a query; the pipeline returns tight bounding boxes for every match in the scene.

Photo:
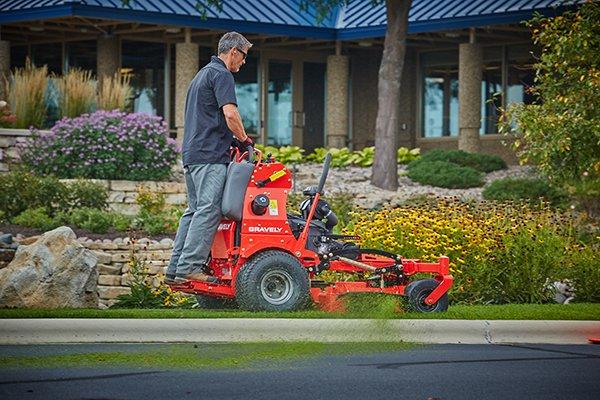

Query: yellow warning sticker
[269,199,279,216]
[269,170,286,181]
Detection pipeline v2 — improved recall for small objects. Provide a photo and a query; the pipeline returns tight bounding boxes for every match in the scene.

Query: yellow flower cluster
[345,198,586,276]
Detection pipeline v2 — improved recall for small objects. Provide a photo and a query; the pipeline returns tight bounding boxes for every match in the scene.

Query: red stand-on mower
[170,148,453,313]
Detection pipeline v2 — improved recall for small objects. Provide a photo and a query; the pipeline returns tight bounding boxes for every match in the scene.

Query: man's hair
[218,32,253,55]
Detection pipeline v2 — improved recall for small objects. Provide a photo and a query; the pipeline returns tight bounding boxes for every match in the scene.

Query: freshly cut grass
[0,342,415,369]
[1,302,598,320]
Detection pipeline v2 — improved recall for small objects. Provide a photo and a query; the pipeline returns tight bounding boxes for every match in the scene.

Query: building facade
[0,0,579,163]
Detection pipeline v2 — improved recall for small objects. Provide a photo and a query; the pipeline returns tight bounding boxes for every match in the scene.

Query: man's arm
[222,103,248,142]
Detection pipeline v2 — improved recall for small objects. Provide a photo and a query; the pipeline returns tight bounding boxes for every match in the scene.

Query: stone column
[0,40,10,100]
[458,42,482,153]
[175,40,198,144]
[326,55,349,148]
[97,36,120,84]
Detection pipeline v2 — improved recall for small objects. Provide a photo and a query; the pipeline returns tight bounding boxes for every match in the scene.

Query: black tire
[406,279,449,313]
[235,250,310,311]
[194,294,237,310]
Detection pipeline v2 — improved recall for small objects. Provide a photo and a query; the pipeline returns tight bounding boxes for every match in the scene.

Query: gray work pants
[166,163,227,277]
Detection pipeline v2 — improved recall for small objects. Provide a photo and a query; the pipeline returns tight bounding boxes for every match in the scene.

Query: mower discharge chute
[170,147,453,312]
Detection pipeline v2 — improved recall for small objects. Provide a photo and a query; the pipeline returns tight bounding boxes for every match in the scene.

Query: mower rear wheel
[194,294,236,310]
[406,279,448,313]
[236,250,310,311]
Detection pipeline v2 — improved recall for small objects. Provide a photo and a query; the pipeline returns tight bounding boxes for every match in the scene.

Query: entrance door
[267,60,292,146]
[302,62,326,152]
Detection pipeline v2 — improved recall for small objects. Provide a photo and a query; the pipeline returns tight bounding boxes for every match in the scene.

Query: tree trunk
[371,0,412,191]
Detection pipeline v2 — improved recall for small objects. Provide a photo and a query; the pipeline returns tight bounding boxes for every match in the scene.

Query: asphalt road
[1,343,599,400]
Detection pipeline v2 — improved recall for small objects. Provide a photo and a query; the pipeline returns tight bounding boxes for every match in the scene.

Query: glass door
[235,56,260,140]
[266,60,292,146]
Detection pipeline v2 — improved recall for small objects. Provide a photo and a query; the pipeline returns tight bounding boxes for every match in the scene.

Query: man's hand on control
[242,136,254,148]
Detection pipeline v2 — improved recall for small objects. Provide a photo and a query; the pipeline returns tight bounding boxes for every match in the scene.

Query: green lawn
[1,303,598,320]
[0,342,416,369]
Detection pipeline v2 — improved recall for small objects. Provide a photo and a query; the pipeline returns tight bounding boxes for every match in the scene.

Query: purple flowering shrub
[18,110,179,181]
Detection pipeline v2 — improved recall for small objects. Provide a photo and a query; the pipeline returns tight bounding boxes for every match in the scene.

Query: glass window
[10,45,27,70]
[31,43,62,74]
[421,51,459,137]
[121,41,165,116]
[235,56,259,138]
[481,62,502,134]
[422,67,459,137]
[267,61,292,146]
[66,41,96,75]
[506,45,536,107]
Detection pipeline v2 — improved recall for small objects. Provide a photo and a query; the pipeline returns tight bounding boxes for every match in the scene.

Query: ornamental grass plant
[345,198,599,304]
[18,110,179,181]
[7,59,47,128]
[56,68,96,118]
[97,73,132,111]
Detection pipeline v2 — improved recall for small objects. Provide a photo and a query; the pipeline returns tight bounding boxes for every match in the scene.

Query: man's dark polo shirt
[182,56,237,166]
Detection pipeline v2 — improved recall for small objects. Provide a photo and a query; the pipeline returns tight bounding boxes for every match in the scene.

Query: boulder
[0,226,99,308]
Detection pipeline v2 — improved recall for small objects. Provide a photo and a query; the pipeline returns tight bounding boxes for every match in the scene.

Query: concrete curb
[1,319,599,344]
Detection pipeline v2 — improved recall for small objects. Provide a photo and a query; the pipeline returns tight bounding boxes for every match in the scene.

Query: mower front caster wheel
[406,279,448,313]
[236,250,310,311]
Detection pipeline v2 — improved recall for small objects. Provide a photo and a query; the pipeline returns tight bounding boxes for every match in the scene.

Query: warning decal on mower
[269,199,279,216]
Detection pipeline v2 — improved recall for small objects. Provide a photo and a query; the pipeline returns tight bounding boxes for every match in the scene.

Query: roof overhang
[0,2,581,41]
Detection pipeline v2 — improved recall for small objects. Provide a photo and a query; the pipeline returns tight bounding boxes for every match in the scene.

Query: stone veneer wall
[59,179,187,215]
[0,128,34,172]
[79,237,175,308]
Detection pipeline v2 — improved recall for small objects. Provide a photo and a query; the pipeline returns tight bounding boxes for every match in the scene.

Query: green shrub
[66,180,109,210]
[306,147,328,163]
[566,247,600,303]
[397,147,421,164]
[407,160,484,188]
[329,147,353,168]
[133,188,179,235]
[349,146,374,167]
[0,210,6,224]
[12,208,59,231]
[420,149,506,173]
[66,207,114,233]
[276,146,304,164]
[483,178,568,207]
[0,171,68,219]
[18,110,178,181]
[113,213,133,232]
[478,227,565,304]
[0,171,109,221]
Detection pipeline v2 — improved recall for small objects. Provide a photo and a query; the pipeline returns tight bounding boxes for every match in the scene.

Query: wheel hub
[260,270,293,305]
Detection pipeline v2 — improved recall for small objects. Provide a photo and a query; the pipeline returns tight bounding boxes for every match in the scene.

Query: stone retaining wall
[0,128,34,172]
[61,179,187,215]
[78,237,174,308]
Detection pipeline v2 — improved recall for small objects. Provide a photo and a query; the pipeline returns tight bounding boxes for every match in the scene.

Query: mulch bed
[0,224,175,241]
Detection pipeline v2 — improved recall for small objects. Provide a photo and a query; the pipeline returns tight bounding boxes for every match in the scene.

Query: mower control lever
[317,153,332,195]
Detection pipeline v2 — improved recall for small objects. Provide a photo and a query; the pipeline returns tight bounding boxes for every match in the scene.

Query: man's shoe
[174,272,218,284]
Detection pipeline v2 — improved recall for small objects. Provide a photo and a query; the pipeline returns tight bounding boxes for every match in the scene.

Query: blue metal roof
[0,0,580,39]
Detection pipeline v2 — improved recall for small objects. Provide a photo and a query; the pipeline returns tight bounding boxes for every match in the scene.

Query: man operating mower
[165,31,253,284]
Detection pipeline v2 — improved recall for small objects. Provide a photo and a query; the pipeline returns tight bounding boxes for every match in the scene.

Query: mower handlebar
[317,152,332,195]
